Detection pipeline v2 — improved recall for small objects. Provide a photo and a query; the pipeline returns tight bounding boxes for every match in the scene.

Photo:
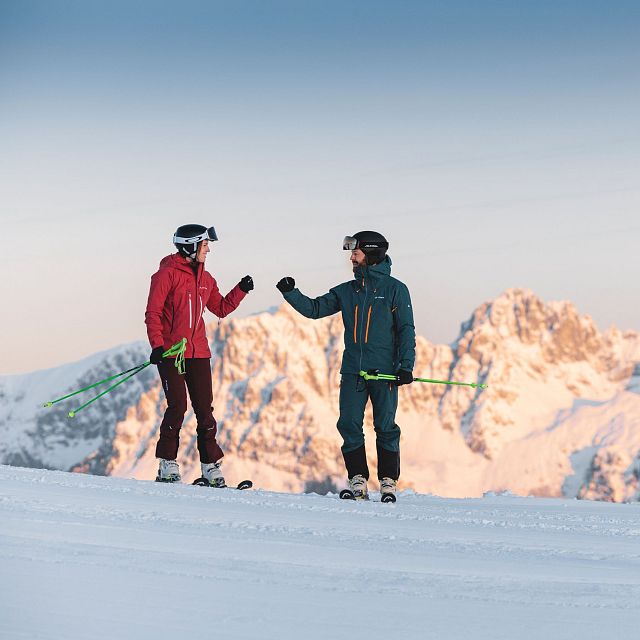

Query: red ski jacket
[145,253,246,358]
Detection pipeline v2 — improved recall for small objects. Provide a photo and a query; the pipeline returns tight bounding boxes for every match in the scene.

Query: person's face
[196,240,210,263]
[350,248,367,271]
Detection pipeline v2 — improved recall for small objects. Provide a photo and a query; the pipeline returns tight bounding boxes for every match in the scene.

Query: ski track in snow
[1,465,640,639]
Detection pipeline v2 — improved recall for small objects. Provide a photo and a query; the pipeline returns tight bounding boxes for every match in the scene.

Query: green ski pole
[65,338,187,418]
[67,363,151,417]
[43,338,188,416]
[43,364,147,407]
[359,370,487,389]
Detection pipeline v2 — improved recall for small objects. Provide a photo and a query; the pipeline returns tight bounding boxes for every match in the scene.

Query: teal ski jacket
[282,256,416,375]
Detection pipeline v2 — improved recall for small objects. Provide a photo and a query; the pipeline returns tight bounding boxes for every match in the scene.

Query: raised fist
[276,277,295,293]
[239,275,254,293]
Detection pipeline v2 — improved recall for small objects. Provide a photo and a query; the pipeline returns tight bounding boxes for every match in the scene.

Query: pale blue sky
[1,1,639,374]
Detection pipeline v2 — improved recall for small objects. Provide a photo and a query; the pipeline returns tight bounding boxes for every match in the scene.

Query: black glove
[394,369,413,386]
[239,275,254,293]
[150,346,165,365]
[276,277,295,293]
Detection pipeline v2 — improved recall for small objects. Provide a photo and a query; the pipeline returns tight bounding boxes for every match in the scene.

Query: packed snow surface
[1,465,639,639]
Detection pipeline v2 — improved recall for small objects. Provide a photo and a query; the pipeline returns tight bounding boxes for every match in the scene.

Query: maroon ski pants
[155,358,223,464]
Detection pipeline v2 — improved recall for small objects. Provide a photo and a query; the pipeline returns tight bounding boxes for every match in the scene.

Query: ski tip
[237,480,253,490]
[192,477,210,487]
[339,489,356,500]
[68,411,76,418]
[381,493,397,503]
[43,402,53,408]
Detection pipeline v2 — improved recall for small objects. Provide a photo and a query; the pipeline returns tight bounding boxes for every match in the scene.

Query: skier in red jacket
[145,224,253,486]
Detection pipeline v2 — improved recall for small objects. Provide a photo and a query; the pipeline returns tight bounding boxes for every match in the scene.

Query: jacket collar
[159,253,202,277]
[353,255,392,288]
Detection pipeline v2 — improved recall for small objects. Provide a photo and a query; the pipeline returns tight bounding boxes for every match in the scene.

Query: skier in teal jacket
[276,231,416,500]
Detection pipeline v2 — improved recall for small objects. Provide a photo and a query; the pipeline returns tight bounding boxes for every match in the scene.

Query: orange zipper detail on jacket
[365,305,372,343]
[354,305,358,343]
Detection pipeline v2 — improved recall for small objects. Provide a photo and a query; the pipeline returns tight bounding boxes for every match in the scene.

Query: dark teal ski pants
[337,374,401,480]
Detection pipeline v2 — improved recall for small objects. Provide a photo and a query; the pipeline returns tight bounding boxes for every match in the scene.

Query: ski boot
[340,474,369,500]
[156,458,181,483]
[380,477,397,503]
[199,461,227,488]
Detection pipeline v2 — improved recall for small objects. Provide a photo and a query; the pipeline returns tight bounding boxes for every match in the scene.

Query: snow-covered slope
[1,289,639,501]
[1,464,639,640]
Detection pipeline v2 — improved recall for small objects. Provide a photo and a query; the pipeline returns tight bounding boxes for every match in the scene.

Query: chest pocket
[364,294,394,343]
[196,285,209,327]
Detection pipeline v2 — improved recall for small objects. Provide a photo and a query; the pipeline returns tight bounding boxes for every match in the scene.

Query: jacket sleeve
[206,278,246,318]
[145,269,172,349]
[393,284,416,371]
[282,287,340,319]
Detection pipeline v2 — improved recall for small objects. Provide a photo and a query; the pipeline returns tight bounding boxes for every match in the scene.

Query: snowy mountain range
[1,288,639,501]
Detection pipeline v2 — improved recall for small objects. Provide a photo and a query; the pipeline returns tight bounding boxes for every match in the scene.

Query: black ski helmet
[173,224,218,259]
[343,231,389,265]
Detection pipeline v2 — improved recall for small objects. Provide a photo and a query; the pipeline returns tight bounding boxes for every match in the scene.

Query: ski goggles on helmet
[343,236,388,251]
[173,226,218,245]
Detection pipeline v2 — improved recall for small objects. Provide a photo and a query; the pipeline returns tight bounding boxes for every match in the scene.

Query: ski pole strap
[164,338,187,375]
[358,370,487,389]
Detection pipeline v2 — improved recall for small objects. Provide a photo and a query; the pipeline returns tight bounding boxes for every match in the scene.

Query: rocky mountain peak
[454,287,619,373]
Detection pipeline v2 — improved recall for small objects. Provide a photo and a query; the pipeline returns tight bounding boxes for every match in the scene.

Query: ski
[340,488,396,503]
[192,477,253,490]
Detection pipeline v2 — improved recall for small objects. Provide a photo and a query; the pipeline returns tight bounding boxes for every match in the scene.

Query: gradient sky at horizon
[1,0,639,374]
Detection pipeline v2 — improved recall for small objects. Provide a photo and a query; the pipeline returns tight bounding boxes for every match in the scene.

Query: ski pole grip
[163,337,187,357]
